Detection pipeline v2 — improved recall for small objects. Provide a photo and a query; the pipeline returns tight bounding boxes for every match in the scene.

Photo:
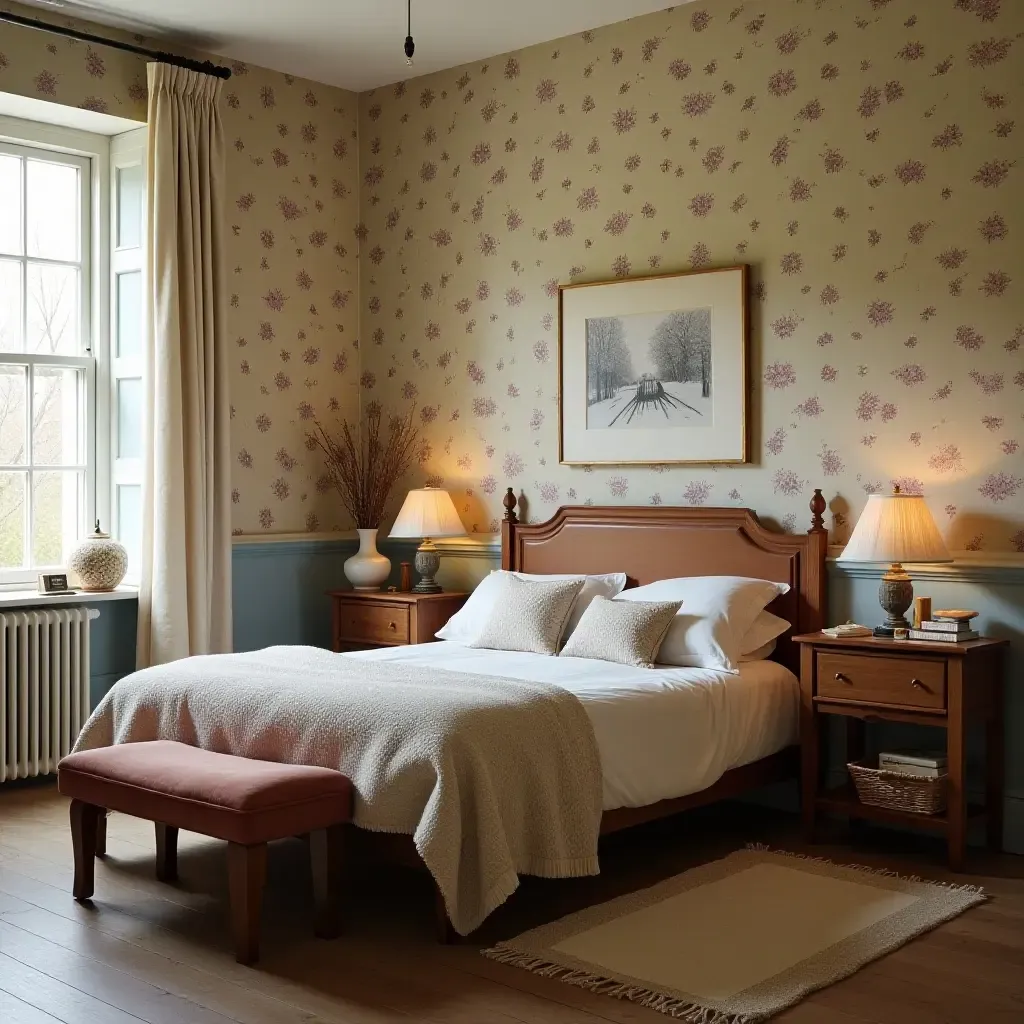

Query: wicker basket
[847,759,948,815]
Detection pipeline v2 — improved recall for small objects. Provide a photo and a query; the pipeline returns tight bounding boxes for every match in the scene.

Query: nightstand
[793,632,1007,870]
[328,590,468,652]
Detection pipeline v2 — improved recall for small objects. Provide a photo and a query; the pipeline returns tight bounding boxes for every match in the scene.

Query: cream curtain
[137,63,232,666]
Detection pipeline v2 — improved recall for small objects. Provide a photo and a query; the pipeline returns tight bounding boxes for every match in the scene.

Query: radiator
[1,607,100,782]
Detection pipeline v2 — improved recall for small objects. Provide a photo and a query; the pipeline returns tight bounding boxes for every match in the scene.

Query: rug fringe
[744,843,987,897]
[482,944,755,1023]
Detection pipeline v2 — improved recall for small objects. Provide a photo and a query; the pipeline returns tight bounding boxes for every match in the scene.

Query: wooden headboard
[500,489,828,675]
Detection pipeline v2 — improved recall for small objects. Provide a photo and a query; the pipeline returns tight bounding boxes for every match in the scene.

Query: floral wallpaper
[357,0,1023,551]
[0,2,360,535]
[2,0,1021,549]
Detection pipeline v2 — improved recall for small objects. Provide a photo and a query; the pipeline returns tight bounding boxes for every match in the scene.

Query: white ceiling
[29,1,680,92]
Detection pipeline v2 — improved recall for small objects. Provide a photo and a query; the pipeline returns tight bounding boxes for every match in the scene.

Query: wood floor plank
[0,989,68,1024]
[2,784,1022,1024]
[0,868,451,1024]
[0,921,246,1024]
[0,953,150,1024]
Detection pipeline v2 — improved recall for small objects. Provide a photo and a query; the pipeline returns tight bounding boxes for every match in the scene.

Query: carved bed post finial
[503,487,518,523]
[501,488,518,571]
[809,488,826,534]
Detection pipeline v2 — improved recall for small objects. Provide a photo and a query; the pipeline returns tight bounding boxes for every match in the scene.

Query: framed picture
[558,264,749,466]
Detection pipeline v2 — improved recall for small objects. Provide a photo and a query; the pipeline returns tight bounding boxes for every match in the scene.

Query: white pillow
[738,639,777,663]
[435,570,628,644]
[615,576,790,671]
[739,610,790,655]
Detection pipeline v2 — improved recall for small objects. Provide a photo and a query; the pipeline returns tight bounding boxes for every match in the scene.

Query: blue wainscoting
[231,535,421,652]
[89,597,139,707]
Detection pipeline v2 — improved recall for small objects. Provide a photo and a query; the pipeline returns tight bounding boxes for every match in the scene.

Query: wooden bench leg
[310,825,345,939]
[155,823,179,882]
[70,800,101,901]
[95,810,107,858]
[227,842,266,965]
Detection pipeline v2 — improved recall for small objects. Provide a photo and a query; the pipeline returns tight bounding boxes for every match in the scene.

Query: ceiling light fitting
[404,0,415,65]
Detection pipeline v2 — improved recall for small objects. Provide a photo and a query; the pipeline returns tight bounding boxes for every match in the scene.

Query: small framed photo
[558,264,749,465]
[38,572,74,594]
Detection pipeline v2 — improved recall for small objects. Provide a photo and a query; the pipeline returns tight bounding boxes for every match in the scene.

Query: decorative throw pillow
[559,596,682,668]
[436,570,627,644]
[469,575,585,655]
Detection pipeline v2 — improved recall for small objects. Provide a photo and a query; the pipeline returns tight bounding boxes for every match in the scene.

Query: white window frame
[109,130,146,585]
[0,116,110,587]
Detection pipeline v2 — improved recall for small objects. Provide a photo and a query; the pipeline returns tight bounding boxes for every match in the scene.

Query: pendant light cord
[404,0,415,64]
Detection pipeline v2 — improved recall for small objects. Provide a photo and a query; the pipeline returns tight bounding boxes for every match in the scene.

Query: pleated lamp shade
[841,490,951,564]
[389,487,465,539]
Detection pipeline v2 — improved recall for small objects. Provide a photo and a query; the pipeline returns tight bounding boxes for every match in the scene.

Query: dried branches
[309,403,419,528]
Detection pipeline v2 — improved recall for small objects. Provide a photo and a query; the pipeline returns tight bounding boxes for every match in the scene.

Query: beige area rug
[484,846,985,1023]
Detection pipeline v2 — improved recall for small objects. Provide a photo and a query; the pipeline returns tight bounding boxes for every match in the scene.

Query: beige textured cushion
[470,575,585,655]
[560,596,682,668]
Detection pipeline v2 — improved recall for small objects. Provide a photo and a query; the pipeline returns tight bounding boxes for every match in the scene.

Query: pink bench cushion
[58,741,352,846]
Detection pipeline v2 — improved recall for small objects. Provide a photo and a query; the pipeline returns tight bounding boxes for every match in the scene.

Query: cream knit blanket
[74,645,603,934]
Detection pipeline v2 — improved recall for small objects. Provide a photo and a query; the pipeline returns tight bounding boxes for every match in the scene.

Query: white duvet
[345,643,798,811]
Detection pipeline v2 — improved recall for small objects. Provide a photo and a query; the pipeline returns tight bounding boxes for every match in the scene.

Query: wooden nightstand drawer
[817,651,945,710]
[328,590,468,651]
[335,601,410,645]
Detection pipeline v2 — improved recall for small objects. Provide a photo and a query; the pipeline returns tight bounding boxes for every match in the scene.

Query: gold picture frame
[558,264,749,466]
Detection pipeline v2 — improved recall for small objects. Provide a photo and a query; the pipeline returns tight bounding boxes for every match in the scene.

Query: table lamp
[389,487,465,593]
[839,485,951,637]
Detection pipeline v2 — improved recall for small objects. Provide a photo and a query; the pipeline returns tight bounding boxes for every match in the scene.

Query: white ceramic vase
[344,528,391,591]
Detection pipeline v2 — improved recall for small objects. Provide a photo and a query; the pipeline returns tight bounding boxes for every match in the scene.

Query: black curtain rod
[0,10,232,79]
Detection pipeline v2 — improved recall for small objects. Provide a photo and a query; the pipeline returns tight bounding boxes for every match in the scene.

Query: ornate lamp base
[874,562,913,637]
[412,538,443,593]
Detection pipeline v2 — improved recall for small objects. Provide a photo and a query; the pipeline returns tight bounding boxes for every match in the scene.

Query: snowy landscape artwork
[585,308,713,430]
[559,265,747,465]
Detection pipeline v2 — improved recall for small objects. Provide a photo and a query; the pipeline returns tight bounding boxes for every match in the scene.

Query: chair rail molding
[829,551,1024,585]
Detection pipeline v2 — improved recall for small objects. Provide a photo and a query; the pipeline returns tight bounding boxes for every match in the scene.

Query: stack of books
[878,750,947,778]
[909,611,979,643]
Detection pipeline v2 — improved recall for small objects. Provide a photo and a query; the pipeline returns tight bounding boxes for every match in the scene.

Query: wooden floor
[1,785,1022,1024]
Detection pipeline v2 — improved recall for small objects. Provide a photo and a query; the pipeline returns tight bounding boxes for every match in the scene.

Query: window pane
[0,365,27,465]
[116,270,142,358]
[26,159,79,261]
[32,366,83,466]
[32,470,82,567]
[117,483,141,577]
[26,262,80,354]
[0,154,22,256]
[0,259,23,352]
[117,377,142,458]
[117,164,143,250]
[0,470,26,568]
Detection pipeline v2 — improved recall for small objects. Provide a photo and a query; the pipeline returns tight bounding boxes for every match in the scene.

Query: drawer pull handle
[834,672,850,683]
[911,678,926,690]
[387,621,397,631]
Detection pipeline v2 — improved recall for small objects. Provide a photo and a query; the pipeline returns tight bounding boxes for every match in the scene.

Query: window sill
[0,585,138,609]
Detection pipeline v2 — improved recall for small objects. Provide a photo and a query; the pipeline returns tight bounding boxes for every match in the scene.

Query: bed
[78,489,828,936]
[495,488,828,831]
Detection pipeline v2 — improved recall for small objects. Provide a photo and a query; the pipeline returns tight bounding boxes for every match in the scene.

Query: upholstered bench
[58,740,352,964]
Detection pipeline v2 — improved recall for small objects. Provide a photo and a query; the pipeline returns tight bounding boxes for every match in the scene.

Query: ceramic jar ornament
[69,520,128,592]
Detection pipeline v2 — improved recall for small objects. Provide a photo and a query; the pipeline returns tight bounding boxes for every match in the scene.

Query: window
[0,139,92,583]
[0,119,145,587]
